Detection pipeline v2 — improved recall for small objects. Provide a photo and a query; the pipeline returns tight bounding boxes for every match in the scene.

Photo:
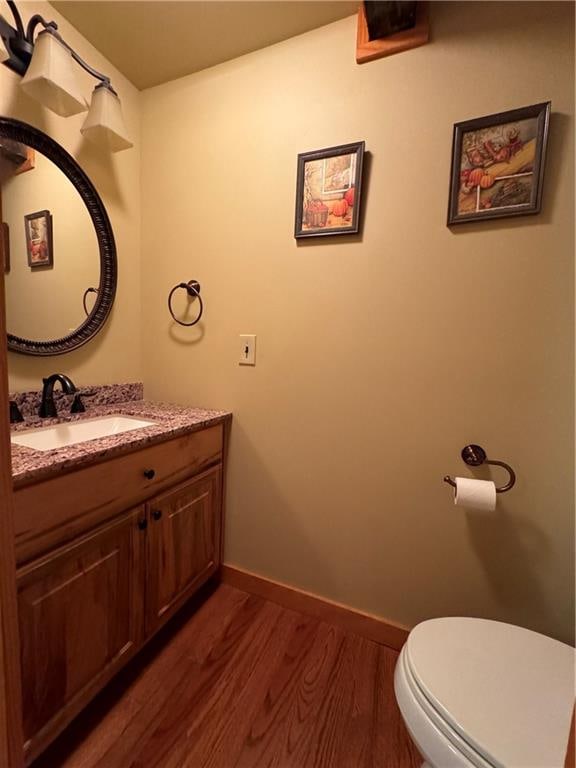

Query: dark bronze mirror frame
[0,116,117,356]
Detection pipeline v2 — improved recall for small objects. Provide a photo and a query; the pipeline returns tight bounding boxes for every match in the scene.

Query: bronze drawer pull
[143,468,156,480]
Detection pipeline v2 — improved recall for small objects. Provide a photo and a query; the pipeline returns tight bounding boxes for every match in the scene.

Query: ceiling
[51,1,359,90]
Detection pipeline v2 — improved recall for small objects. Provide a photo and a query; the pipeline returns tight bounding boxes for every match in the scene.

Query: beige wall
[1,1,572,646]
[0,0,141,391]
[141,2,575,644]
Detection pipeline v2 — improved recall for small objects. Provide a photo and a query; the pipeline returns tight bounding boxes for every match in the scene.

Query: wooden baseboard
[220,565,409,651]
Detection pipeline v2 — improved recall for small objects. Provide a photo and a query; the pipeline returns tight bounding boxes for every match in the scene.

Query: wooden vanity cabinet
[13,426,227,764]
[146,468,221,635]
[18,507,145,757]
[13,425,224,565]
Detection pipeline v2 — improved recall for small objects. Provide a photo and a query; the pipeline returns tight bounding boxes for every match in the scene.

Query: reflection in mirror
[1,146,100,341]
[0,116,116,356]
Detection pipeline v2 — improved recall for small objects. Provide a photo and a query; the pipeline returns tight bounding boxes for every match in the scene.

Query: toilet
[394,617,575,768]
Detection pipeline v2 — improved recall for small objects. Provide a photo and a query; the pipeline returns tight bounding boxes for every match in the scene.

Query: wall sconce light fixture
[0,0,132,151]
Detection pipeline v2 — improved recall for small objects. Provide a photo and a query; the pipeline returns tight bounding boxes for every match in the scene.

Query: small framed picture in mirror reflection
[24,209,53,269]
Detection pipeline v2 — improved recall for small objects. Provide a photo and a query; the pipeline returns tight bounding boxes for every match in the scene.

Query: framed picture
[447,102,550,225]
[295,141,365,238]
[24,209,53,268]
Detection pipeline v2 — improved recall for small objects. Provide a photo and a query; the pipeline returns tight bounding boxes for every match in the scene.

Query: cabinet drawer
[14,425,223,564]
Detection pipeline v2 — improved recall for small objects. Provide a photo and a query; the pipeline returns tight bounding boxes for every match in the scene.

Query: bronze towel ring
[168,280,203,327]
[82,287,99,316]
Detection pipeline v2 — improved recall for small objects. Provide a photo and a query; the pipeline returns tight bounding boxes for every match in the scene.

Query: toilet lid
[405,618,575,768]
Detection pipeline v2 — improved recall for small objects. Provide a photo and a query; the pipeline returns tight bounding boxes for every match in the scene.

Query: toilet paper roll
[454,477,496,511]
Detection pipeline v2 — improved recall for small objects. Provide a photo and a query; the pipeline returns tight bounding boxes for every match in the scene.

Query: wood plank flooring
[32,582,422,768]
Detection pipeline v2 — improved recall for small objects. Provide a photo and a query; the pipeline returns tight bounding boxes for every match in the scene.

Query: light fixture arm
[25,14,58,44]
[2,0,113,91]
[2,3,56,68]
[7,0,24,38]
[68,46,112,90]
[1,1,57,74]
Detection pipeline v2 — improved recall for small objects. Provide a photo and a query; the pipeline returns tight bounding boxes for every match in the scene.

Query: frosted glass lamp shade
[81,85,133,152]
[20,31,87,117]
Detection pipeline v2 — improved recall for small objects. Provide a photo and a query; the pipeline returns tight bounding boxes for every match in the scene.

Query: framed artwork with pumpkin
[294,141,365,238]
[447,102,550,225]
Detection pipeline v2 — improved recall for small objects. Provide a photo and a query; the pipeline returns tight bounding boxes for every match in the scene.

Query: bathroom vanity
[1,116,233,763]
[10,396,231,764]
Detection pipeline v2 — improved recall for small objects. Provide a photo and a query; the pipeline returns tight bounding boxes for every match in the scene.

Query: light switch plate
[239,334,256,365]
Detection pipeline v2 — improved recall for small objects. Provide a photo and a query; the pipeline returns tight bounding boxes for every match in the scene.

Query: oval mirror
[0,117,116,355]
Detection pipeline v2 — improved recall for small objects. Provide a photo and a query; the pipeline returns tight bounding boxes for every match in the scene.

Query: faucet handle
[70,390,96,414]
[9,401,24,424]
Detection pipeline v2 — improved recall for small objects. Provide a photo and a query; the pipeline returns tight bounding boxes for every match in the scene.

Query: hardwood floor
[32,582,422,768]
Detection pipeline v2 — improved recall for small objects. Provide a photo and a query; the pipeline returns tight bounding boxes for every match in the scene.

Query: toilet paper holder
[443,445,516,494]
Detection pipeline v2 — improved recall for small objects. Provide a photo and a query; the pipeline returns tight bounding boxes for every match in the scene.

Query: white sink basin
[11,415,157,451]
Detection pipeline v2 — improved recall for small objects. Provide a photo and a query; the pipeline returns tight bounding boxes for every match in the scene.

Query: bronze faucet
[39,374,77,418]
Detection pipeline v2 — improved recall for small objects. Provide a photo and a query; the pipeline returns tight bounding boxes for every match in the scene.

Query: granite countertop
[10,400,232,488]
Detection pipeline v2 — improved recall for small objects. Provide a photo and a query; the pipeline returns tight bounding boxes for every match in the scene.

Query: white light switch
[239,334,256,365]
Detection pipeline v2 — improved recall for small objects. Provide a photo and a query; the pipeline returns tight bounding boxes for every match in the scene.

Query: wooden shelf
[356,1,429,64]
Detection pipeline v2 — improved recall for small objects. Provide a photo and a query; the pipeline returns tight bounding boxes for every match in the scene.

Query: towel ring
[443,444,516,494]
[168,280,203,327]
[82,287,99,316]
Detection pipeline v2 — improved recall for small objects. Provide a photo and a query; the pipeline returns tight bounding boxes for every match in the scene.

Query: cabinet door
[17,508,145,759]
[146,467,221,635]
